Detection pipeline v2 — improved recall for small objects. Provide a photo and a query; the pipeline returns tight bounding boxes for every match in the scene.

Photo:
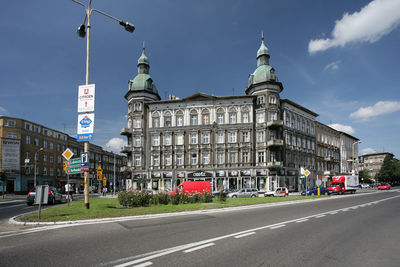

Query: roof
[281,99,319,117]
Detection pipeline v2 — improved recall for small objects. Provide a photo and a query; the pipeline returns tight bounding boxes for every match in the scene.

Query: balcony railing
[120,128,132,136]
[267,120,283,128]
[267,139,284,147]
[120,145,131,154]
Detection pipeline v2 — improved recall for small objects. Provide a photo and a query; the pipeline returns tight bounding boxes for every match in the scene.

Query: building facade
[358,152,393,180]
[315,122,340,186]
[339,132,360,175]
[121,37,360,192]
[0,116,127,194]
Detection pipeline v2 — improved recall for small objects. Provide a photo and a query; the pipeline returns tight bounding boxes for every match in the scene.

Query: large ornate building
[121,37,359,192]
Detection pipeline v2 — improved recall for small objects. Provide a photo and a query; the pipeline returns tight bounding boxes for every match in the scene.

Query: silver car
[227,188,259,198]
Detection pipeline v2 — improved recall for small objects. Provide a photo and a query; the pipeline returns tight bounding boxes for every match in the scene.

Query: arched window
[202,109,210,125]
[176,110,184,126]
[216,108,225,124]
[164,111,172,127]
[152,112,160,128]
[229,107,237,124]
[190,110,198,126]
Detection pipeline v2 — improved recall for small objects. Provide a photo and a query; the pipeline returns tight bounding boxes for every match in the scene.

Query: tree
[359,169,373,184]
[375,155,400,185]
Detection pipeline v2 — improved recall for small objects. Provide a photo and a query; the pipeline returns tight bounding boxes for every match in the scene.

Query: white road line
[342,208,350,211]
[295,219,309,223]
[234,232,256,239]
[351,206,359,209]
[329,211,338,214]
[132,262,153,267]
[183,243,215,253]
[315,214,326,218]
[270,224,285,229]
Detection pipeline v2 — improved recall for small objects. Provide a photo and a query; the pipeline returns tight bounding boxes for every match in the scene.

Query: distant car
[227,188,259,198]
[264,187,289,197]
[27,186,63,206]
[212,189,234,197]
[301,187,330,196]
[378,183,391,190]
[360,184,370,189]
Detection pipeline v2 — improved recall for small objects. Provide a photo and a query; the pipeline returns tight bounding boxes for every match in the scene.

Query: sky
[1,0,399,157]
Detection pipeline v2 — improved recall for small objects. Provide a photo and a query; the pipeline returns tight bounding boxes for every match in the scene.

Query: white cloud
[105,138,127,153]
[350,101,400,121]
[329,123,355,135]
[323,60,341,71]
[0,106,8,115]
[309,0,400,54]
[362,148,377,155]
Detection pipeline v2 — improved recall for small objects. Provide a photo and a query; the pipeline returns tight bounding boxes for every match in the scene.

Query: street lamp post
[72,0,135,209]
[34,148,43,188]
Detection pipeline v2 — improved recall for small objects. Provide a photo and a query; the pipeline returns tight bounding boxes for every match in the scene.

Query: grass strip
[18,195,326,222]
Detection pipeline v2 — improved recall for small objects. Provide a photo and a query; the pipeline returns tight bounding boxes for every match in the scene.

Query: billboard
[1,139,20,171]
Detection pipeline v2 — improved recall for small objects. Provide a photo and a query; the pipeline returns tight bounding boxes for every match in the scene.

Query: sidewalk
[0,193,26,202]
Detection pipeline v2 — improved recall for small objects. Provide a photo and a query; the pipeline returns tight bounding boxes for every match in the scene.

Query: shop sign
[229,170,238,177]
[188,171,212,178]
[176,171,185,178]
[256,169,267,176]
[216,171,225,177]
[163,172,173,178]
[241,170,251,176]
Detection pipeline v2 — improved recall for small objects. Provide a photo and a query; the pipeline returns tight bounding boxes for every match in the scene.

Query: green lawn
[18,195,327,222]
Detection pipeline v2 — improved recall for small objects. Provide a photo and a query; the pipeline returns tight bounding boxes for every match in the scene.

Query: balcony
[324,156,333,162]
[120,128,132,136]
[120,145,131,154]
[267,120,283,128]
[267,161,282,168]
[267,139,284,147]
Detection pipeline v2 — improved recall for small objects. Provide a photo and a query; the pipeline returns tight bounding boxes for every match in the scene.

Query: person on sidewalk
[102,187,108,196]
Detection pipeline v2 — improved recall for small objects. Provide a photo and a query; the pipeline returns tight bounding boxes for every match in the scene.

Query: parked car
[378,183,391,190]
[227,188,259,198]
[264,187,289,197]
[212,189,234,197]
[301,187,330,196]
[360,184,370,189]
[27,186,63,206]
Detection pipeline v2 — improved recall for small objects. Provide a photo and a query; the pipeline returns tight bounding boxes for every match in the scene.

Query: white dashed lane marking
[234,232,256,239]
[183,243,215,253]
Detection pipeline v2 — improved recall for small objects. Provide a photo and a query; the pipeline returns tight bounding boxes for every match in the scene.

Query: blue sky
[1,0,399,157]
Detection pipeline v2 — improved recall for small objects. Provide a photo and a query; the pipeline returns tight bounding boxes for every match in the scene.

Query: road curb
[9,197,332,226]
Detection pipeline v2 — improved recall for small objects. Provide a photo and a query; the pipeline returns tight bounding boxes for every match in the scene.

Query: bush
[202,191,213,203]
[117,190,152,207]
[218,190,227,202]
[171,192,181,205]
[153,192,170,205]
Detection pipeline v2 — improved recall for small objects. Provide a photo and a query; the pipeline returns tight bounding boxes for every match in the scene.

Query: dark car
[301,187,330,196]
[27,186,63,206]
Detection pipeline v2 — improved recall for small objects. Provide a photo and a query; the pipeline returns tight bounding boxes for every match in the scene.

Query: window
[269,111,277,121]
[43,167,47,176]
[269,95,277,104]
[217,153,224,164]
[190,111,198,126]
[164,134,172,146]
[25,152,30,161]
[229,112,237,124]
[215,132,223,143]
[50,168,54,177]
[57,156,61,164]
[152,136,160,146]
[152,155,159,166]
[134,102,142,111]
[217,112,224,124]
[242,112,249,123]
[134,155,141,166]
[286,134,291,145]
[34,138,40,146]
[257,131,265,142]
[176,154,183,166]
[57,169,61,177]
[190,133,198,144]
[133,118,141,128]
[257,113,265,123]
[257,96,265,105]
[176,134,184,145]
[229,131,237,143]
[26,136,31,145]
[25,123,31,131]
[229,152,236,164]
[49,142,53,150]
[202,133,210,144]
[50,155,54,163]
[164,113,172,127]
[164,154,172,166]
[176,111,184,126]
[292,136,296,147]
[258,152,265,163]
[202,153,210,165]
[43,140,47,149]
[57,144,61,151]
[43,154,47,162]
[152,116,160,128]
[242,152,249,163]
[242,131,250,142]
[7,120,16,127]
[134,136,141,147]
[202,110,210,125]
[191,154,197,165]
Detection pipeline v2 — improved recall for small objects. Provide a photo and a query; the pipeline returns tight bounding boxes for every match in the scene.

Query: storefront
[256,169,268,191]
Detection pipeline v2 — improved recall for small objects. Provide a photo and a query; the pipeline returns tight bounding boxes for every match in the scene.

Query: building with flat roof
[358,152,393,180]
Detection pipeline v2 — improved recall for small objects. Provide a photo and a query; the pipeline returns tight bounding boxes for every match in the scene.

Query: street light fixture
[72,0,135,209]
[34,148,44,188]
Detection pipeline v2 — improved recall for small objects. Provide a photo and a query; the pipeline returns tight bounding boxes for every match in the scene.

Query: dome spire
[137,41,149,68]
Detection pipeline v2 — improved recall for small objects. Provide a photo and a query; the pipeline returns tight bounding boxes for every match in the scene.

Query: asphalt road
[1,190,399,267]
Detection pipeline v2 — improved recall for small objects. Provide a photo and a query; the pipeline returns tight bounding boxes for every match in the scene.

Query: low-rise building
[358,152,393,180]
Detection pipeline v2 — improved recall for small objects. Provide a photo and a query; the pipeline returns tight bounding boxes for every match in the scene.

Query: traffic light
[103,177,107,187]
[63,161,67,172]
[96,166,103,181]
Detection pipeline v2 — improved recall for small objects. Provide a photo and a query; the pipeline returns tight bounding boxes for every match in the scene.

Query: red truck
[327,175,359,195]
[171,181,211,195]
